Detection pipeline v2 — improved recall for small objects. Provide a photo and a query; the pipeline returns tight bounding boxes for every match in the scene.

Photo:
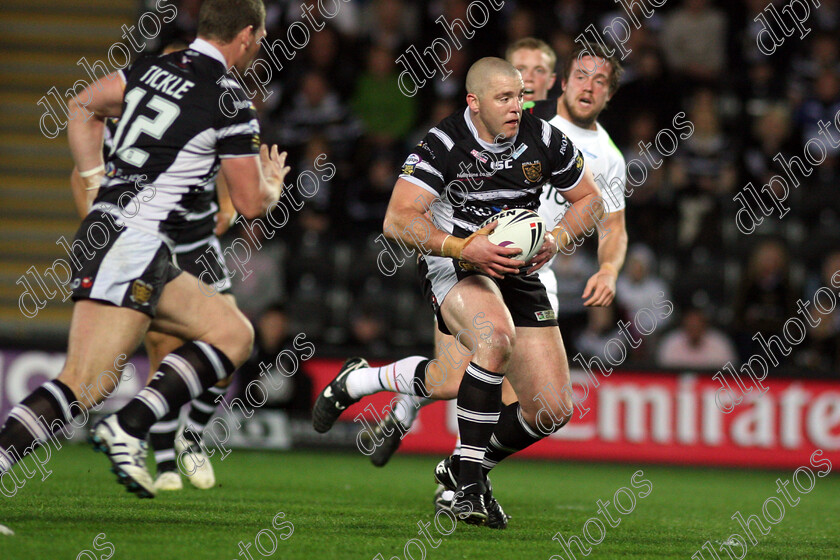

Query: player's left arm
[582,151,628,306]
[582,208,627,306]
[214,172,237,236]
[67,73,124,194]
[528,160,603,273]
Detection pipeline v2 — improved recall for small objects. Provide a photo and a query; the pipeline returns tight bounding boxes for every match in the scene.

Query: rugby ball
[480,208,547,262]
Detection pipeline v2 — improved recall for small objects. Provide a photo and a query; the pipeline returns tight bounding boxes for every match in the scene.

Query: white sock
[392,394,433,429]
[345,356,428,399]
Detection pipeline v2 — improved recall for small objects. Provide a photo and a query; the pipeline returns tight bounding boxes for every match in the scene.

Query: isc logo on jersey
[489,159,512,171]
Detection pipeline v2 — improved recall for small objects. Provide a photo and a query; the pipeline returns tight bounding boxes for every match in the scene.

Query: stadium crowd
[137,0,840,374]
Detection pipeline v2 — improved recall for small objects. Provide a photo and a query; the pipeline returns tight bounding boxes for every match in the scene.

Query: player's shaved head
[466,57,522,98]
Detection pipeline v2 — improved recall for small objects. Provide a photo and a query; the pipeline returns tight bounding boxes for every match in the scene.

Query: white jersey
[533,108,626,311]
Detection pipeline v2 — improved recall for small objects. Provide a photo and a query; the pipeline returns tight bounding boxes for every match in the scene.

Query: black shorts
[70,211,181,317]
[418,254,558,335]
[172,235,233,295]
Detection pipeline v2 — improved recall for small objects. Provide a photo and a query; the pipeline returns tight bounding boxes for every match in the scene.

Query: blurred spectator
[227,222,286,322]
[661,0,726,86]
[794,68,840,151]
[800,251,840,371]
[616,244,673,328]
[360,0,418,52]
[236,303,313,417]
[619,113,669,249]
[733,239,799,360]
[272,71,362,155]
[348,306,389,357]
[575,306,621,363]
[741,62,789,120]
[669,89,735,253]
[657,307,738,369]
[552,247,599,355]
[605,48,682,139]
[352,44,417,147]
[346,152,398,236]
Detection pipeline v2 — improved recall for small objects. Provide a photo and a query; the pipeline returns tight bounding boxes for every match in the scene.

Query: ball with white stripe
[481,208,547,262]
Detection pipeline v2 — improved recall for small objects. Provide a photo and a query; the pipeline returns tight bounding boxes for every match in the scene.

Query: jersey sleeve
[216,82,260,158]
[546,123,585,192]
[398,130,448,197]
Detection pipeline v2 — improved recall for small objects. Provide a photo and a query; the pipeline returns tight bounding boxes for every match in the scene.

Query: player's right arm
[67,73,123,197]
[383,179,523,279]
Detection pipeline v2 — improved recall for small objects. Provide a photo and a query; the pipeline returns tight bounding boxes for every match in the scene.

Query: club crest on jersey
[130,279,154,305]
[534,309,556,321]
[522,161,542,183]
[402,154,421,175]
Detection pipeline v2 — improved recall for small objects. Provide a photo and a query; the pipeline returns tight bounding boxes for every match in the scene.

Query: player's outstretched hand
[524,231,559,274]
[582,265,617,306]
[459,221,525,279]
[260,144,290,199]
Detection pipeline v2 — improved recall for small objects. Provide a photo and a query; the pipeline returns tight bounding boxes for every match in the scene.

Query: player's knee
[479,326,516,367]
[210,312,254,367]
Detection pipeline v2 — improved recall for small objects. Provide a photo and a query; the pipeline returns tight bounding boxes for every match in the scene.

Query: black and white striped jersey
[101,115,219,246]
[95,38,258,245]
[399,108,585,239]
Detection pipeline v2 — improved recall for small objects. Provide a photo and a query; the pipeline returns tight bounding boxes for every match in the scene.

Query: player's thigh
[439,275,516,366]
[59,300,150,404]
[504,325,572,425]
[150,274,253,366]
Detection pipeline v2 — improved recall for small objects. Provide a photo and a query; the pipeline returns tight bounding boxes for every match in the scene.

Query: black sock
[456,362,503,489]
[184,385,226,445]
[0,380,78,473]
[482,403,543,476]
[148,407,181,473]
[117,342,234,439]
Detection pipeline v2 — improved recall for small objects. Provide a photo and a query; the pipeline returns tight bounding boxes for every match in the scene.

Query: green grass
[1,445,838,560]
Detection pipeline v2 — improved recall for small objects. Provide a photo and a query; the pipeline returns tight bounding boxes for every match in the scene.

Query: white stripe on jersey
[463,187,540,201]
[399,174,439,198]
[541,120,552,147]
[416,161,443,180]
[429,127,454,151]
[218,119,258,139]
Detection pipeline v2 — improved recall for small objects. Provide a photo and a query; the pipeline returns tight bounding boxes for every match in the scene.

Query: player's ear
[548,73,557,91]
[466,92,480,112]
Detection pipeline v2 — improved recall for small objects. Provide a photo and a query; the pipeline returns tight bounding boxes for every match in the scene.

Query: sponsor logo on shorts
[534,309,556,321]
[71,278,81,290]
[522,161,542,183]
[402,153,421,175]
[130,279,154,305]
[81,277,93,289]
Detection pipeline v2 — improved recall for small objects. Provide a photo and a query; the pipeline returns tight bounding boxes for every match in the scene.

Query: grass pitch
[1,445,838,560]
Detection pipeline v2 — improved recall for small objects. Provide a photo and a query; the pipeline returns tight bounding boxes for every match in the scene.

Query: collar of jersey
[550,114,600,139]
[189,38,228,70]
[462,108,518,153]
